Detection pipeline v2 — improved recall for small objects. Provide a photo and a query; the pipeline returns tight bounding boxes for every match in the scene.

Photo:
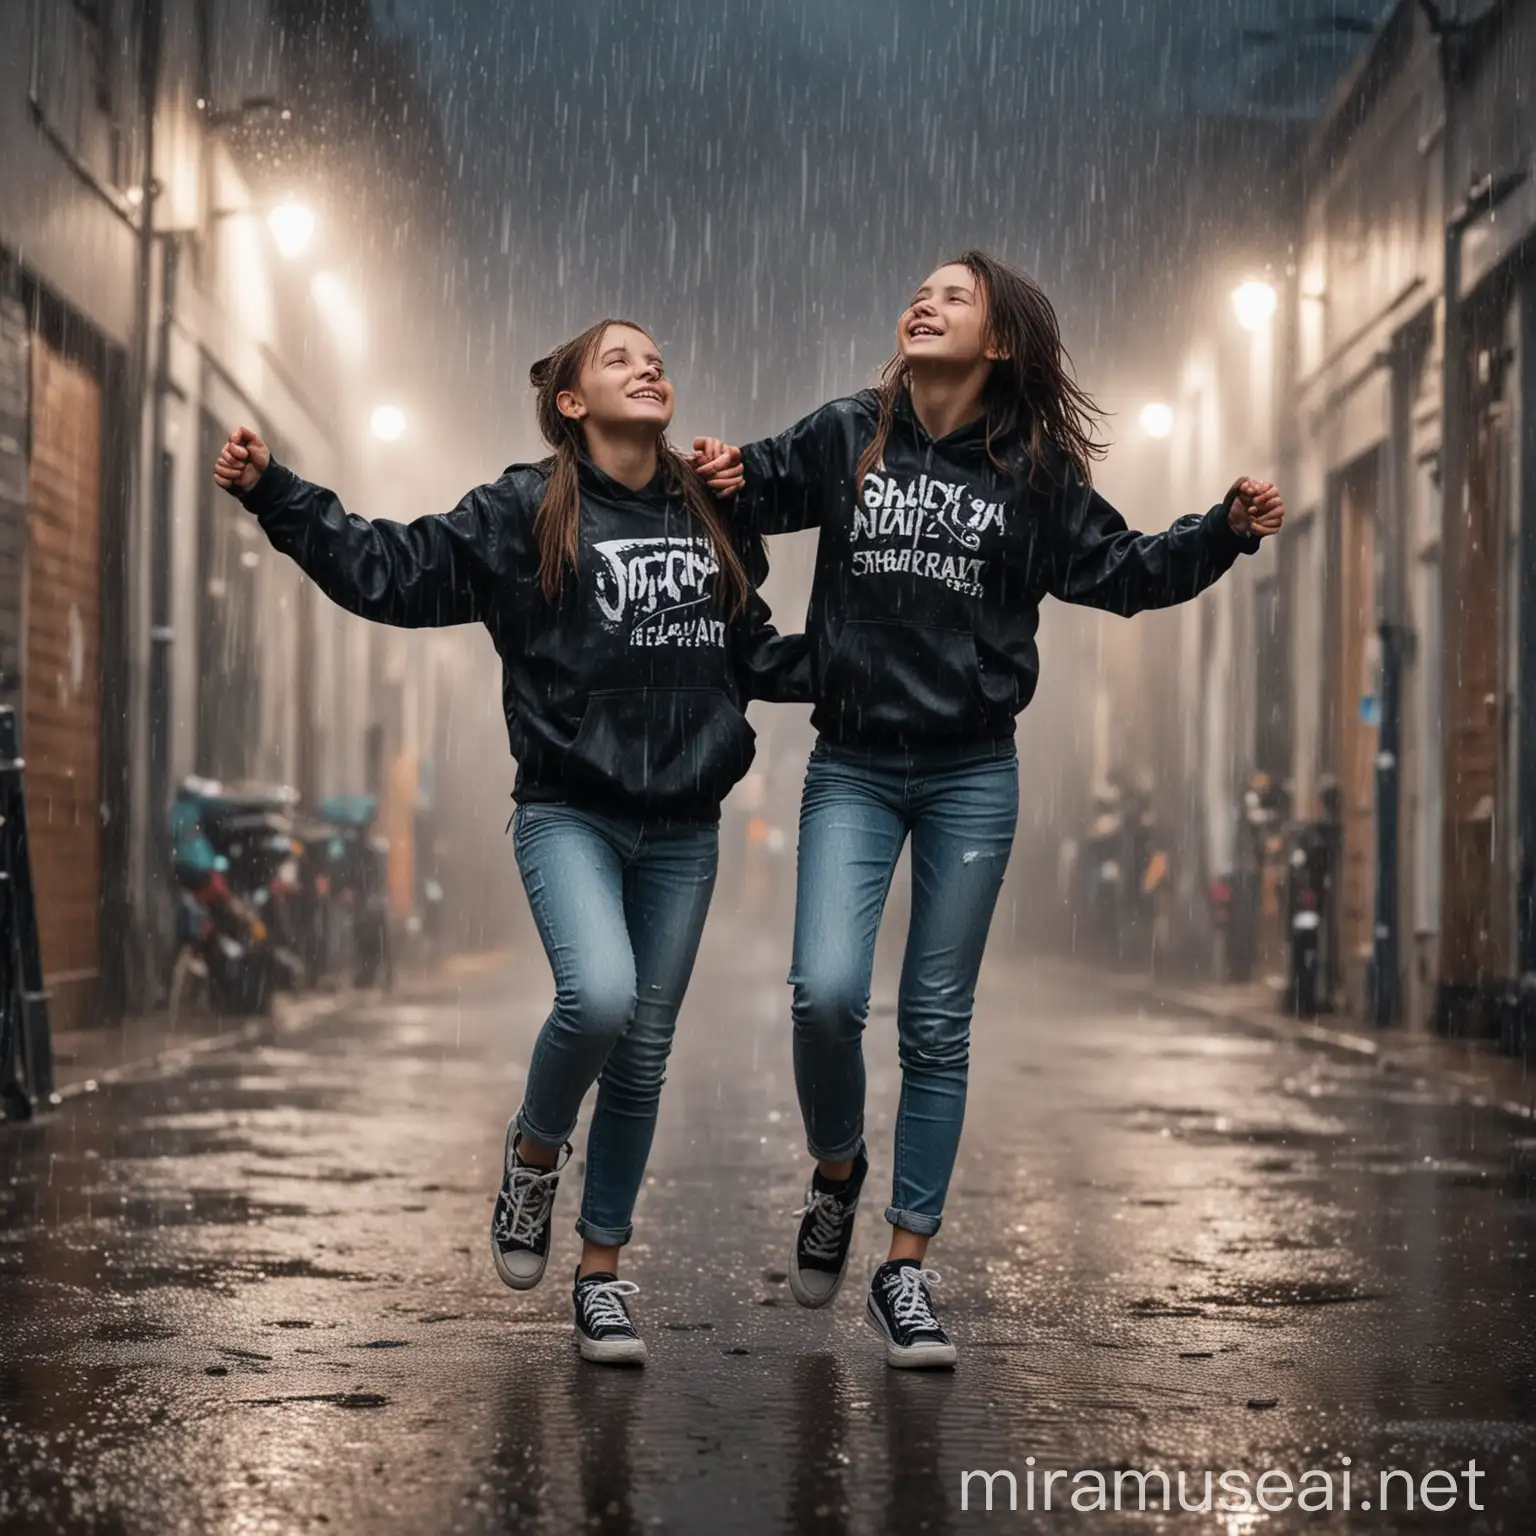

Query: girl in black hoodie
[214,319,806,1366]
[694,251,1283,1368]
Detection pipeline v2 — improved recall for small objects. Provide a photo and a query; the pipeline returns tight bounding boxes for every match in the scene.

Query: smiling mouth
[628,388,666,404]
[908,324,943,339]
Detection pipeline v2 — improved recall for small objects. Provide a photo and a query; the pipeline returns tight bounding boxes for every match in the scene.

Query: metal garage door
[24,334,102,1027]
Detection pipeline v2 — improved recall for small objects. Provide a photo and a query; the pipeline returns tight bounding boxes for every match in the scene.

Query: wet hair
[528,318,754,613]
[856,250,1108,490]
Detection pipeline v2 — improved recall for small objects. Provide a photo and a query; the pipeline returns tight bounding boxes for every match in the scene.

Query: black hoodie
[737,390,1261,750]
[237,457,809,820]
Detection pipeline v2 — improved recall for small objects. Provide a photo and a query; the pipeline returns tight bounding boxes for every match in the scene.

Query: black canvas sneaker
[490,1120,570,1290]
[572,1270,647,1366]
[865,1260,957,1369]
[788,1146,868,1308]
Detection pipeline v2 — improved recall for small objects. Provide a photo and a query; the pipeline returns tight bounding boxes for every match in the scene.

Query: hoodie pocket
[564,688,757,808]
[818,619,992,740]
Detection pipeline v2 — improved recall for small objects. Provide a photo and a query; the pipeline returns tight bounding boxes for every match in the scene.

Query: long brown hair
[528,319,754,613]
[855,250,1108,491]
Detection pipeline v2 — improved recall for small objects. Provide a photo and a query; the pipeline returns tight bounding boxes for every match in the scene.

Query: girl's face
[897,263,996,368]
[559,324,675,433]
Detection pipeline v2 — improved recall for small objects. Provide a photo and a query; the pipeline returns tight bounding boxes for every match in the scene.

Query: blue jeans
[512,803,718,1247]
[789,739,1019,1236]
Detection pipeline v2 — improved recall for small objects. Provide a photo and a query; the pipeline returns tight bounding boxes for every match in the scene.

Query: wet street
[2,917,1533,1535]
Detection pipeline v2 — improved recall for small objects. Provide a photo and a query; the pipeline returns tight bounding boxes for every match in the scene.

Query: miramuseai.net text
[958,1458,1487,1516]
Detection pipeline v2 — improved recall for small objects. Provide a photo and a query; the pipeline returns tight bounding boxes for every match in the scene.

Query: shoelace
[579,1278,640,1334]
[796,1188,854,1262]
[884,1266,944,1333]
[493,1163,560,1246]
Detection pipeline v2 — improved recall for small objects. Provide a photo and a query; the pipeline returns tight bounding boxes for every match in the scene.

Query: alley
[2,920,1532,1534]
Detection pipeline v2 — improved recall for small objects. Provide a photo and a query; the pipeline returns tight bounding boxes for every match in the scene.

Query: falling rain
[1,2,1533,1533]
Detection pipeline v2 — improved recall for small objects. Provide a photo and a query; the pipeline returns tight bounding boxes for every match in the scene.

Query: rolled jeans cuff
[515,1105,576,1152]
[885,1205,942,1238]
[806,1132,866,1164]
[574,1215,633,1247]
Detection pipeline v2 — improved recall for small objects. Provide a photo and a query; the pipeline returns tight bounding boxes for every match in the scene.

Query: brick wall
[0,295,26,711]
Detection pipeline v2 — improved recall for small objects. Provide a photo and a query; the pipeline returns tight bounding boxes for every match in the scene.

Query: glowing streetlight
[267,200,316,260]
[1232,280,1278,332]
[1139,401,1174,439]
[370,405,407,443]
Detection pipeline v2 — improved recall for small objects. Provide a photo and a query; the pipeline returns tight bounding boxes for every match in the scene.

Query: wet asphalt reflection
[1,922,1533,1534]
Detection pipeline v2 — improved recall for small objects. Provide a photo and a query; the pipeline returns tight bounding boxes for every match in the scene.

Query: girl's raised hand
[213,426,271,495]
[692,436,744,499]
[1226,477,1284,539]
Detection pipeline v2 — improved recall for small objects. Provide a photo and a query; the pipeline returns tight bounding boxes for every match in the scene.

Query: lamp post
[370,405,408,443]
[1232,280,1278,332]
[265,201,317,260]
[1139,401,1174,440]
[208,197,319,258]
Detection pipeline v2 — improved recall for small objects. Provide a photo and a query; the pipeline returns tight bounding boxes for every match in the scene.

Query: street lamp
[1232,280,1278,332]
[1139,401,1174,439]
[371,405,407,443]
[267,200,316,260]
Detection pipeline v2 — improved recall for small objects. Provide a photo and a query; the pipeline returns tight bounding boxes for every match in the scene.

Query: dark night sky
[367,0,1388,448]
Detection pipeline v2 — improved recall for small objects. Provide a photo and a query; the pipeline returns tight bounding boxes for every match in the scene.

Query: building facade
[1099,0,1535,1036]
[1,0,499,1021]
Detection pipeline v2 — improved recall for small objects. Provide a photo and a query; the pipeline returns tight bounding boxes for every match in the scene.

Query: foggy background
[340,0,1388,957]
[0,0,1406,1008]
[368,0,1385,442]
[12,5,1536,1528]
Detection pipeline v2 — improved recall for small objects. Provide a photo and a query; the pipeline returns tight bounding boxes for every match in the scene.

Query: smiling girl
[695,251,1283,1368]
[215,319,805,1366]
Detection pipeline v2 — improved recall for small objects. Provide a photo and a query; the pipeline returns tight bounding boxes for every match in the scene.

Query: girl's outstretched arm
[213,426,501,629]
[1045,472,1283,616]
